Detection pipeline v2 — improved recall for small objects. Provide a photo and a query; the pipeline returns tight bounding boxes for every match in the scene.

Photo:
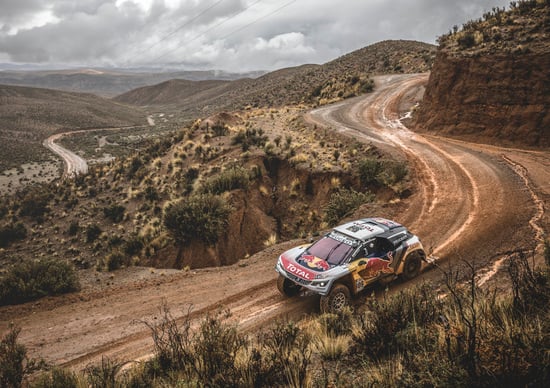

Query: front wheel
[401,252,422,280]
[277,274,301,297]
[320,284,351,314]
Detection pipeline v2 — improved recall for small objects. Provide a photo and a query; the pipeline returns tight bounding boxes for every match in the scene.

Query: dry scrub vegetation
[0,106,411,282]
[437,0,549,55]
[3,250,549,387]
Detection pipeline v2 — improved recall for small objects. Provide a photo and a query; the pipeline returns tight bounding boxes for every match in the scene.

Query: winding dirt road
[44,132,89,176]
[2,74,548,372]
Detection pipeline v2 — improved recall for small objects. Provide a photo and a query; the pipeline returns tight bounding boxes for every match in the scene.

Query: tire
[320,284,351,314]
[402,252,422,280]
[277,274,301,297]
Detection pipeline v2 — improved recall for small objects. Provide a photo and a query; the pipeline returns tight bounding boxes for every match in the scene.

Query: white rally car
[275,218,426,313]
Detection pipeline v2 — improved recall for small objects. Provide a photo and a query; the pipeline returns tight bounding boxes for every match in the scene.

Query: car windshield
[306,235,356,266]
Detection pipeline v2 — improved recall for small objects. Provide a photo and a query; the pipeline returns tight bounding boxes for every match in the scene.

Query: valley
[1,73,546,372]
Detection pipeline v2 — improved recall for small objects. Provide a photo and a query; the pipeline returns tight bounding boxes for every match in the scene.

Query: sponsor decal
[281,255,315,280]
[361,252,394,278]
[328,232,359,247]
[301,255,330,271]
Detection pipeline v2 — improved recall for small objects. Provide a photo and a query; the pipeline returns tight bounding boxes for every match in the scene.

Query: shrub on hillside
[163,194,232,247]
[0,259,80,306]
[103,204,125,223]
[17,187,51,220]
[1,325,44,388]
[0,222,27,248]
[359,158,383,187]
[86,224,102,243]
[323,188,374,226]
[199,166,250,195]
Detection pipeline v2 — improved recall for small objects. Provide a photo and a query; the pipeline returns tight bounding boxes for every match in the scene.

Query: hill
[114,40,436,117]
[0,69,264,97]
[0,85,147,171]
[413,0,550,147]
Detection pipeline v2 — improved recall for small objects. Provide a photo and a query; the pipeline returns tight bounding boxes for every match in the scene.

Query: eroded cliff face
[414,51,549,147]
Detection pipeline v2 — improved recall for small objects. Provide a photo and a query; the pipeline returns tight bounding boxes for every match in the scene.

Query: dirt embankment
[151,156,359,269]
[414,51,550,147]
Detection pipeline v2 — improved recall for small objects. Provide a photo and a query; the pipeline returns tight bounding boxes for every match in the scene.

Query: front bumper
[275,260,332,296]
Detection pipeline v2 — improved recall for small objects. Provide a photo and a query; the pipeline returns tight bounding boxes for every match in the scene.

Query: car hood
[279,245,334,281]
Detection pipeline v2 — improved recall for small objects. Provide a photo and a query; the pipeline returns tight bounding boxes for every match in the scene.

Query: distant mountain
[114,40,436,118]
[0,69,265,97]
[0,84,146,170]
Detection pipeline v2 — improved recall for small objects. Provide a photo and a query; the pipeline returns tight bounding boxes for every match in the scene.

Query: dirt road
[3,74,548,372]
[44,132,89,176]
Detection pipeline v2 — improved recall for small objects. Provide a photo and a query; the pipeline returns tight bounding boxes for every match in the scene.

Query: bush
[1,325,43,388]
[33,367,80,388]
[211,122,229,137]
[0,222,27,248]
[18,187,51,219]
[102,250,129,271]
[323,188,374,226]
[103,204,125,223]
[0,259,80,306]
[86,224,102,243]
[200,166,250,194]
[358,158,383,187]
[163,194,232,247]
[67,220,79,236]
[352,283,442,359]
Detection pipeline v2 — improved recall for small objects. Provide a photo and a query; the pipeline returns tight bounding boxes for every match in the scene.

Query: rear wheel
[402,251,422,280]
[320,284,351,314]
[277,274,301,297]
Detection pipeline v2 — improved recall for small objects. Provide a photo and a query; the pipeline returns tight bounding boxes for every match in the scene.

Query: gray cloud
[0,0,512,71]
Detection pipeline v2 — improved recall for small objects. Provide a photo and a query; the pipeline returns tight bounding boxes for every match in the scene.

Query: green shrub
[67,220,79,236]
[0,222,27,248]
[200,166,250,194]
[33,367,80,388]
[358,158,383,187]
[458,31,476,48]
[86,224,102,243]
[18,187,51,219]
[379,160,409,185]
[103,204,125,223]
[323,188,374,226]
[124,234,144,256]
[1,324,43,388]
[85,356,124,388]
[163,194,232,247]
[0,259,80,306]
[102,250,128,271]
[211,122,229,137]
[352,283,442,359]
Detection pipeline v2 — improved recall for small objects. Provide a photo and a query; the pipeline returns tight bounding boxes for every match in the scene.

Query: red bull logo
[301,255,330,271]
[362,252,394,278]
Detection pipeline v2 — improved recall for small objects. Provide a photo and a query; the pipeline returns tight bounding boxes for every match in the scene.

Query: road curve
[44,132,89,177]
[4,74,547,372]
[307,74,546,264]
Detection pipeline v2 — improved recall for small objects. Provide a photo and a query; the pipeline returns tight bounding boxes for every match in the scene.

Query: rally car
[275,218,426,313]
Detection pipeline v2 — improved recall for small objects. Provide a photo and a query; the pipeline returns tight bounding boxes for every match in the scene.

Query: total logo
[285,262,313,280]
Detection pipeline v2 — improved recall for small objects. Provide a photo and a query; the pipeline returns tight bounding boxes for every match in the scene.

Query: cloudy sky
[0,0,511,72]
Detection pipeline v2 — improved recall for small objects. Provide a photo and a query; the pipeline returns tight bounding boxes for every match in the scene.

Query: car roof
[332,218,405,242]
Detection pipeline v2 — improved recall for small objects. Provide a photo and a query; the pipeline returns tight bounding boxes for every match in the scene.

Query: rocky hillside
[115,40,436,117]
[414,0,550,147]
